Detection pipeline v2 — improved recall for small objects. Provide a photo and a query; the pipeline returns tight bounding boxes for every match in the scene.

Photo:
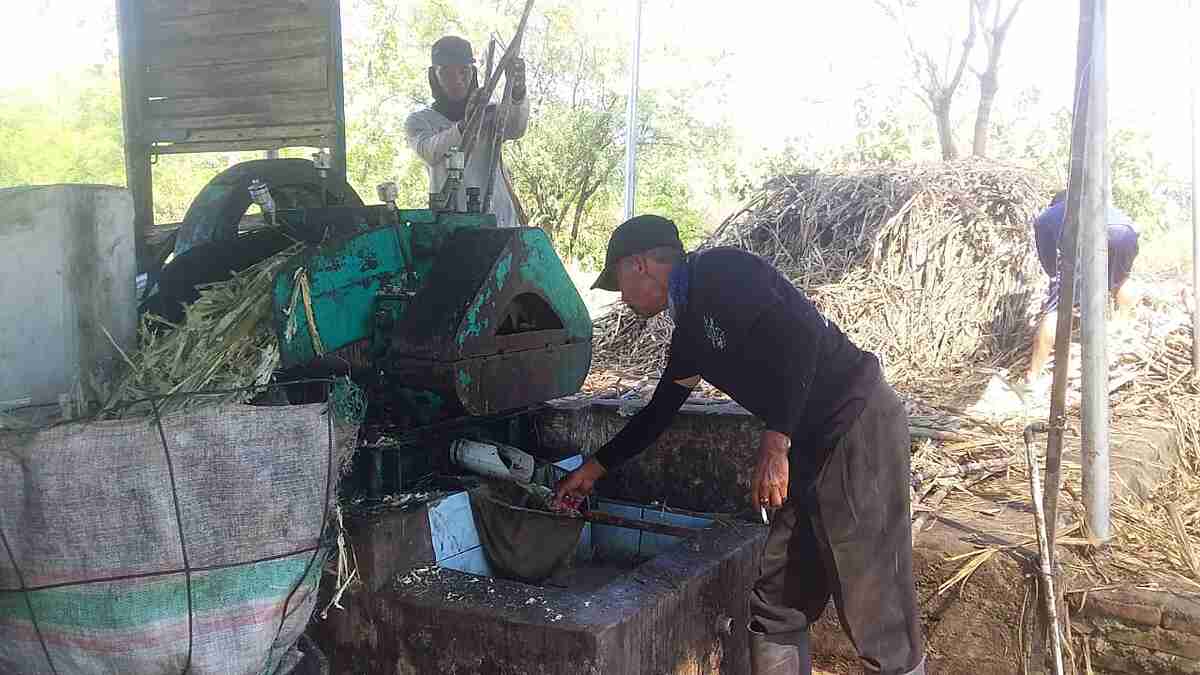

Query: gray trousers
[749,379,924,674]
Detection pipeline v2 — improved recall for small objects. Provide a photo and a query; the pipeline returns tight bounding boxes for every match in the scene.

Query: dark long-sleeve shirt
[1033,201,1137,278]
[594,248,881,474]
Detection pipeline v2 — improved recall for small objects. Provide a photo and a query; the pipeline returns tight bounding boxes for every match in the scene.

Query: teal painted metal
[271,205,592,415]
[273,226,406,366]
[273,210,499,368]
[458,251,511,348]
[516,229,592,342]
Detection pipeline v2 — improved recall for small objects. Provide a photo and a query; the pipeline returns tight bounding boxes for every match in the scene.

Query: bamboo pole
[460,0,535,165]
[1026,423,1066,675]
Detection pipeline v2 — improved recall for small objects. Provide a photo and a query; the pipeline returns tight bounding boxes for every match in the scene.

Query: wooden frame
[116,0,347,270]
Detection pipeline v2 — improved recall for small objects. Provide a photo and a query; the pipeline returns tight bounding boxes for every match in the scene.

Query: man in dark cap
[555,215,925,675]
[405,35,529,227]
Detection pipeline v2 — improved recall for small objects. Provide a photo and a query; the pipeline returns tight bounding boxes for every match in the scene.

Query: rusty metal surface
[387,226,592,415]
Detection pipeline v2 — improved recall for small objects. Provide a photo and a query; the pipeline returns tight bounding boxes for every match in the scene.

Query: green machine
[271,205,592,415]
[141,155,592,496]
[260,199,592,494]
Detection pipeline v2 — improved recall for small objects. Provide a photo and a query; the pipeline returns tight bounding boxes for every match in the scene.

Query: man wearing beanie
[405,35,529,227]
[555,215,925,675]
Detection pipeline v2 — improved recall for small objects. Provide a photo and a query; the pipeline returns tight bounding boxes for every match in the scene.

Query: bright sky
[0,1,1194,173]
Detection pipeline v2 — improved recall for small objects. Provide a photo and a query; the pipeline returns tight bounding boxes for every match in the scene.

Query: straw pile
[102,244,302,416]
[593,160,1049,387]
[906,281,1200,589]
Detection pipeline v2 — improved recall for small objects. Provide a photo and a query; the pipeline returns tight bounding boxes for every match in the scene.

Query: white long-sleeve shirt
[404,99,530,228]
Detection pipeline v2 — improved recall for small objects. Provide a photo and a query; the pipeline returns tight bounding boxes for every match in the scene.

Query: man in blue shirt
[556,215,925,675]
[1025,190,1140,382]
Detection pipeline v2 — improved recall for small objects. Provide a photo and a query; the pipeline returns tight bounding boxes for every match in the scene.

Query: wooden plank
[144,27,328,70]
[144,55,327,99]
[151,122,336,144]
[117,0,156,262]
[142,0,317,19]
[146,91,332,121]
[147,109,334,134]
[152,136,328,154]
[147,0,331,41]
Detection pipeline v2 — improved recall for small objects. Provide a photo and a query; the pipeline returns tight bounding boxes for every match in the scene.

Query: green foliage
[0,0,1185,265]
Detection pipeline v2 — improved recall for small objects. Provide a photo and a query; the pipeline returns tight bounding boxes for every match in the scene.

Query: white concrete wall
[0,185,136,409]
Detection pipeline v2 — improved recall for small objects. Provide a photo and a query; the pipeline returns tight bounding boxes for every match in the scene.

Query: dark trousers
[749,379,924,674]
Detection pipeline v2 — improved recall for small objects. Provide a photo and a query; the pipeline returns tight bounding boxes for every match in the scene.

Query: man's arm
[404,111,463,166]
[499,97,530,140]
[554,374,698,502]
[593,375,697,469]
[500,58,530,140]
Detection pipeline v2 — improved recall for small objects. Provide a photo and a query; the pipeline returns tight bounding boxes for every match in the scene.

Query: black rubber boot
[749,625,812,675]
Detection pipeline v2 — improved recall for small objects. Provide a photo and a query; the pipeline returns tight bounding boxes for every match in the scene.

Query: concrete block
[1076,588,1165,628]
[0,185,136,409]
[1164,595,1200,636]
[1103,626,1200,661]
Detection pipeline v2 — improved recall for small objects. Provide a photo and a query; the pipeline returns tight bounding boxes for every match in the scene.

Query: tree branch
[946,0,978,95]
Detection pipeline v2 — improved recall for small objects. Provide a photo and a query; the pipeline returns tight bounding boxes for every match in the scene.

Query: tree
[970,0,1026,157]
[876,0,977,160]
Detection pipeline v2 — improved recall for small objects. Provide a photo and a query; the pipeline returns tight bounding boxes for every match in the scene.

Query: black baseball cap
[431,36,474,66]
[592,215,684,291]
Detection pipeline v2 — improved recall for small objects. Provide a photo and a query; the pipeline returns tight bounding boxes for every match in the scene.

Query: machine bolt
[716,615,733,636]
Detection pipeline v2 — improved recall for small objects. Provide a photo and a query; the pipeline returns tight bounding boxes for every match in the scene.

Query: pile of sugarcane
[102,244,303,416]
[594,160,1051,387]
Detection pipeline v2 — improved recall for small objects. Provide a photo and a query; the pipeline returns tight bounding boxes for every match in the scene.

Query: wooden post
[116,0,154,273]
[329,0,349,178]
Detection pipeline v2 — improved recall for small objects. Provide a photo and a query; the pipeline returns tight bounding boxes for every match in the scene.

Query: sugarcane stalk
[460,0,535,164]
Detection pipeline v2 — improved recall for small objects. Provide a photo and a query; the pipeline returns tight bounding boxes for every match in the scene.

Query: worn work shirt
[404,99,530,228]
[594,248,882,477]
[1033,201,1137,278]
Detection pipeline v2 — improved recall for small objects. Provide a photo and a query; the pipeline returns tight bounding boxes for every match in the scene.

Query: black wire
[1,378,338,432]
[152,400,194,675]
[0,517,58,675]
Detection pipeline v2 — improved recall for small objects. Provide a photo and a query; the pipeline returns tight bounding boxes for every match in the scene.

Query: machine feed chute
[388,227,592,415]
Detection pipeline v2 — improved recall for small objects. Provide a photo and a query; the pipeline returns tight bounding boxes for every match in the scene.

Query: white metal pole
[623,0,643,220]
[1192,0,1200,381]
[1079,0,1110,542]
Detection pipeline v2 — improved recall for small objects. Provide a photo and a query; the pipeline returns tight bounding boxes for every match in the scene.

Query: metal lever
[248,178,275,226]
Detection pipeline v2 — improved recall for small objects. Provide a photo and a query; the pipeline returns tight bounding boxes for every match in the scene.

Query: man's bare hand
[751,430,791,510]
[553,457,607,507]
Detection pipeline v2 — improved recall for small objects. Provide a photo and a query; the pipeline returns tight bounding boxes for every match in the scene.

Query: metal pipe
[1193,0,1200,381]
[1046,0,1101,555]
[623,0,643,220]
[1079,0,1110,543]
[1044,0,1096,555]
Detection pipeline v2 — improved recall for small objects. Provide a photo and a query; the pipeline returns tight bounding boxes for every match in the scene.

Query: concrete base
[313,513,765,674]
[540,394,1180,509]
